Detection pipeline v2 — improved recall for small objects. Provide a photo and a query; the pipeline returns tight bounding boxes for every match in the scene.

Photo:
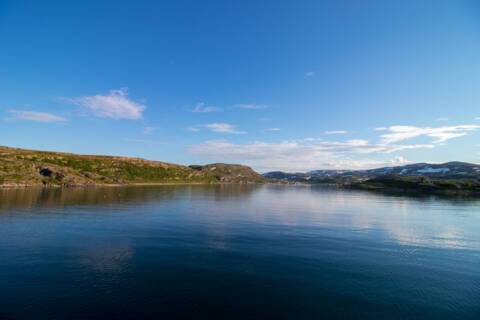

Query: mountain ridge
[265,161,480,181]
[264,162,480,194]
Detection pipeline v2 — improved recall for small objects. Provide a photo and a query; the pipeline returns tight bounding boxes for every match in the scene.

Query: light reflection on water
[0,185,479,319]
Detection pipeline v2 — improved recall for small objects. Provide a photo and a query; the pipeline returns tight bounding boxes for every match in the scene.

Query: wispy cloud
[186,127,200,132]
[63,88,145,120]
[265,128,281,132]
[233,104,269,110]
[379,125,480,144]
[190,139,431,172]
[189,122,478,171]
[312,139,433,154]
[205,123,246,134]
[190,102,221,113]
[436,117,449,121]
[305,71,315,77]
[8,110,66,123]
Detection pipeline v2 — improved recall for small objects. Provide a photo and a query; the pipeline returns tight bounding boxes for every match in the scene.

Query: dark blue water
[0,185,479,319]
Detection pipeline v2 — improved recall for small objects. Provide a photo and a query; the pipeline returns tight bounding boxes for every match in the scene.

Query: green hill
[189,163,266,183]
[0,146,265,187]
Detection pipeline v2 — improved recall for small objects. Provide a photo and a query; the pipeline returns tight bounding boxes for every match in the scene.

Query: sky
[1,0,480,172]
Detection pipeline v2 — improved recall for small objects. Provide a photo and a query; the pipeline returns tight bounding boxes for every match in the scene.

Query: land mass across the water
[264,162,480,195]
[0,146,265,187]
[2,145,480,195]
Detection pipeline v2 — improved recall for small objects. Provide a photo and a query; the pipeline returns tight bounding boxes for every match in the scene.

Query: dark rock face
[39,167,53,177]
[39,167,64,181]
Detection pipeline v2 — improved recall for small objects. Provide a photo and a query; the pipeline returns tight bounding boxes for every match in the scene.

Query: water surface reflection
[0,185,479,319]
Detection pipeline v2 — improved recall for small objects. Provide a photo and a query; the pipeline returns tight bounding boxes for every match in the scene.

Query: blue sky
[1,0,480,172]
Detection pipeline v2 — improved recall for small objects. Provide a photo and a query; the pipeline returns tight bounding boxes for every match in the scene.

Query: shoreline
[2,182,479,197]
[0,181,270,189]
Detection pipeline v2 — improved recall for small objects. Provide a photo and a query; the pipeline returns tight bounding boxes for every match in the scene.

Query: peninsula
[0,146,265,187]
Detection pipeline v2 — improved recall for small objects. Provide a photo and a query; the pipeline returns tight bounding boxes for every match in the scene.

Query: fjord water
[0,186,479,319]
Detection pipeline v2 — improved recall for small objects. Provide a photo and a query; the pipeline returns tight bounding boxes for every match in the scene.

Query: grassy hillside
[189,163,266,183]
[0,146,265,187]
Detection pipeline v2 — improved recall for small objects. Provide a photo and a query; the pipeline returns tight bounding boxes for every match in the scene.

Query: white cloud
[325,130,348,135]
[189,122,477,172]
[205,123,246,134]
[380,125,480,144]
[190,139,431,172]
[8,110,66,123]
[265,128,281,132]
[305,71,315,77]
[233,104,269,110]
[186,127,200,132]
[190,102,221,113]
[64,88,145,120]
[311,139,433,154]
[436,117,449,121]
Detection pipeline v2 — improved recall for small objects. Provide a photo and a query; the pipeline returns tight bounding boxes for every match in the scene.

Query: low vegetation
[189,163,266,184]
[264,162,480,195]
[350,175,480,195]
[0,146,265,187]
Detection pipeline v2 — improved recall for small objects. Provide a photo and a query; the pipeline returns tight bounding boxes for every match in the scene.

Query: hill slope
[0,146,266,187]
[189,163,266,183]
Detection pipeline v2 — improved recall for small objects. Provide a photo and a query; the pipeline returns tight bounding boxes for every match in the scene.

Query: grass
[0,146,221,186]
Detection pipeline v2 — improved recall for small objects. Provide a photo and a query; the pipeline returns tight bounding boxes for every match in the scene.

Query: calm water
[0,185,479,319]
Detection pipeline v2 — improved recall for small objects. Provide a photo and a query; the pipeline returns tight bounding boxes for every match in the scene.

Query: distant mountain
[350,174,480,195]
[0,146,266,187]
[264,162,480,183]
